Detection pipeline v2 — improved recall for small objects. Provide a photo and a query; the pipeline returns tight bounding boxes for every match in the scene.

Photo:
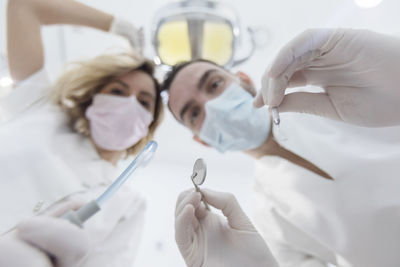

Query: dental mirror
[190,158,210,210]
[191,158,207,185]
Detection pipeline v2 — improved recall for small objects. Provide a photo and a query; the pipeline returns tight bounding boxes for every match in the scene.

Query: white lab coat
[253,112,400,267]
[0,69,146,266]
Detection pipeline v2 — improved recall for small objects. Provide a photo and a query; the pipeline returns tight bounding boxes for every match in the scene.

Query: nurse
[164,29,400,267]
[1,0,163,265]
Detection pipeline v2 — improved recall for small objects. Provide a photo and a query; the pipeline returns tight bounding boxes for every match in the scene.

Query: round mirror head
[192,158,207,185]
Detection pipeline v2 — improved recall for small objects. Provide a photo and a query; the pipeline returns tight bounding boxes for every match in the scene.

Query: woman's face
[99,70,157,115]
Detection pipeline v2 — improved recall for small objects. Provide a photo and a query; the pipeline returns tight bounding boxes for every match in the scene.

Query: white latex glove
[43,186,146,267]
[0,216,90,267]
[175,189,279,267]
[253,28,400,127]
[109,17,144,54]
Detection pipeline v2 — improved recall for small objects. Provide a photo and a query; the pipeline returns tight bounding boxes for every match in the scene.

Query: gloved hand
[42,186,146,267]
[253,28,400,127]
[0,216,90,267]
[109,17,144,54]
[175,189,279,267]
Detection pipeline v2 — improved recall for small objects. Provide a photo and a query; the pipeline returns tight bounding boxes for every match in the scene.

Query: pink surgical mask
[85,94,153,151]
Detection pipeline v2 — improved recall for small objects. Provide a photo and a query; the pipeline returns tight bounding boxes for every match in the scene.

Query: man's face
[168,62,254,136]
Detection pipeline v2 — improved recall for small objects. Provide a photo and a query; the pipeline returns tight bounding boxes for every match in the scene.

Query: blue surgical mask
[198,82,271,153]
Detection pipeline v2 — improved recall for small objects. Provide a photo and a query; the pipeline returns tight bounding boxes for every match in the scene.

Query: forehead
[168,62,222,115]
[119,70,155,93]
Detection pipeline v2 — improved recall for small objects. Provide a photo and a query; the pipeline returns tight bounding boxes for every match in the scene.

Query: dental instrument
[271,107,280,125]
[190,158,210,210]
[61,141,158,227]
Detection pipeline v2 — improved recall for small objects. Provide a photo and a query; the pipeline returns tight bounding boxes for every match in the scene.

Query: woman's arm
[7,0,114,81]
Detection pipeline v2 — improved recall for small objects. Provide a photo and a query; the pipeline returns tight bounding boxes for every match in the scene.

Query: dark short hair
[161,59,219,92]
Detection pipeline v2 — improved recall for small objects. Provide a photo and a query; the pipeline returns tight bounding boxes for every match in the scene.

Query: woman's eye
[139,100,150,110]
[110,88,124,95]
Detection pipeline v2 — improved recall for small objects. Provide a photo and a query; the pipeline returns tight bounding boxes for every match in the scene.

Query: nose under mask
[85,94,153,151]
[198,82,271,153]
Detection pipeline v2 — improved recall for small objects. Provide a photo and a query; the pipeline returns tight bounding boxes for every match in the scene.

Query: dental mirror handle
[61,200,100,227]
[192,183,210,210]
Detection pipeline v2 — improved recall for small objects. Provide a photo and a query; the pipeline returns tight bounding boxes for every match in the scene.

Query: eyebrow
[180,100,195,122]
[113,79,129,89]
[139,91,155,99]
[197,69,217,90]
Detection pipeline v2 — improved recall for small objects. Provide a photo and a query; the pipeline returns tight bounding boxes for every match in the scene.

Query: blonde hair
[53,52,164,157]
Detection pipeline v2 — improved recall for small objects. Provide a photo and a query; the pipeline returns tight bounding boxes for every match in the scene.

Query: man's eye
[190,106,201,125]
[208,79,223,93]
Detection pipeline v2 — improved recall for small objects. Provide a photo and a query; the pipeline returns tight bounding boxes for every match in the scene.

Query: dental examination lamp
[151,0,263,68]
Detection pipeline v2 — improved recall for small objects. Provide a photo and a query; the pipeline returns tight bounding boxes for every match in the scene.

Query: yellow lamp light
[157,21,191,66]
[202,21,234,65]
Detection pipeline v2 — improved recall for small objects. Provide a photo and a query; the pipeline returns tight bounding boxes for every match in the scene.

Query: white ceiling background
[1,0,400,266]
